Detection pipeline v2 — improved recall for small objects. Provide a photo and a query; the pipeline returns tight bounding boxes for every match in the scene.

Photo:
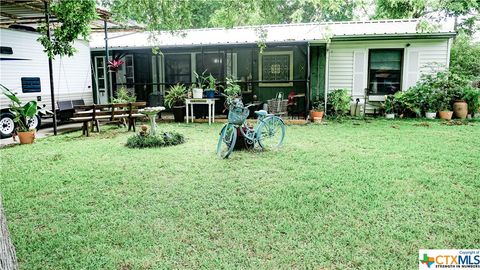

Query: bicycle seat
[254,110,268,117]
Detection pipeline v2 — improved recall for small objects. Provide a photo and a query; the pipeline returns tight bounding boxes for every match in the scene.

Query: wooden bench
[71,102,146,136]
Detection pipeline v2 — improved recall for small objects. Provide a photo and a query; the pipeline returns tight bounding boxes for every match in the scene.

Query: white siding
[326,38,451,100]
[0,28,93,111]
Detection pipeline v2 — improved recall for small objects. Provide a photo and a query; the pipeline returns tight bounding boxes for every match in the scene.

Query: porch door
[151,54,165,95]
[117,54,135,94]
[94,56,108,104]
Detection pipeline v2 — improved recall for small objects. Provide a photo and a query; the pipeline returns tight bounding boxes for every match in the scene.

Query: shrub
[327,89,351,116]
[463,86,480,114]
[450,32,480,82]
[126,131,185,148]
[112,87,136,103]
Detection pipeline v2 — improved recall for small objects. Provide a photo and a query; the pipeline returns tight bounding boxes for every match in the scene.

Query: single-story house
[89,19,455,114]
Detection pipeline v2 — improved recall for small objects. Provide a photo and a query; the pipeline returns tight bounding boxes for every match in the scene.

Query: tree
[373,0,480,34]
[450,32,480,81]
[38,0,98,59]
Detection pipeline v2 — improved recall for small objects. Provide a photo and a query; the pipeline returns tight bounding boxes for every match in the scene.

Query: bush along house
[89,19,455,116]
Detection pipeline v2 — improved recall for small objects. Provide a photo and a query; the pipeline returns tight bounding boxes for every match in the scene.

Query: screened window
[165,54,191,84]
[196,53,223,80]
[259,51,293,87]
[368,49,403,95]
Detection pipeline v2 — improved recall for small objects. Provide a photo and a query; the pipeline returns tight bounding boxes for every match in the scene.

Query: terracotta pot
[438,111,453,120]
[17,130,35,144]
[310,110,324,122]
[453,100,468,119]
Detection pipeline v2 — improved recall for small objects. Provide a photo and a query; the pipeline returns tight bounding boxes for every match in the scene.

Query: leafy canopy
[38,0,97,59]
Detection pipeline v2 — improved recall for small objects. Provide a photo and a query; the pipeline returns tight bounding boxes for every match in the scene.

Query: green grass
[1,119,479,269]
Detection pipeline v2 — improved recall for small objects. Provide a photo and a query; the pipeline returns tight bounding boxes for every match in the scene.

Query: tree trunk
[0,198,18,270]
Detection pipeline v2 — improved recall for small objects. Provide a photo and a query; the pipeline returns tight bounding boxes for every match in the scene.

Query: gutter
[330,32,456,41]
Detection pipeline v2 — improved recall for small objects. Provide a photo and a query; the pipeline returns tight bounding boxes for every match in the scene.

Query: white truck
[0,27,93,138]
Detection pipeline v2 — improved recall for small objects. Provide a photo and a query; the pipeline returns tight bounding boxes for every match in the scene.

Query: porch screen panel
[368,49,403,95]
[165,54,191,84]
[196,53,223,81]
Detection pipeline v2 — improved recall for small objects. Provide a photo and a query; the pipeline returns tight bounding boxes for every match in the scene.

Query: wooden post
[0,198,19,270]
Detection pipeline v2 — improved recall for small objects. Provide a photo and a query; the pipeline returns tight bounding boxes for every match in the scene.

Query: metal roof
[0,0,135,32]
[90,19,456,50]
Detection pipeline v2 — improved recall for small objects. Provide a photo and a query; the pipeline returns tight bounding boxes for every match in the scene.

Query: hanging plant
[108,53,127,72]
[37,0,98,59]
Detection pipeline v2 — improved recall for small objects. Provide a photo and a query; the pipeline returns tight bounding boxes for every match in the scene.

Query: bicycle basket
[228,105,249,125]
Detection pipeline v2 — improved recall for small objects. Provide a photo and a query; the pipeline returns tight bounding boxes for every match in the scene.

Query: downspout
[44,1,57,135]
[324,43,330,115]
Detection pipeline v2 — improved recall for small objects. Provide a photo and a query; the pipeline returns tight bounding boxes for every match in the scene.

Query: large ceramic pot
[439,111,453,120]
[310,110,324,122]
[172,106,186,122]
[17,130,35,144]
[453,100,468,119]
[425,112,436,119]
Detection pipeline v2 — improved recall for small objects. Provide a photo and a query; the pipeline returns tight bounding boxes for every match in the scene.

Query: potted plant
[450,88,468,119]
[165,84,187,122]
[437,91,453,120]
[327,89,351,116]
[1,84,38,144]
[310,97,324,122]
[224,77,241,101]
[424,89,438,119]
[192,70,207,99]
[204,74,216,98]
[382,95,396,119]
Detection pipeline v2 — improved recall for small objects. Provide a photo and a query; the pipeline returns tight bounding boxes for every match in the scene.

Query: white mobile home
[89,19,455,114]
[0,28,93,138]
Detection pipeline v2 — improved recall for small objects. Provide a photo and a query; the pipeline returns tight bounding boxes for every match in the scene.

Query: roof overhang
[328,32,456,42]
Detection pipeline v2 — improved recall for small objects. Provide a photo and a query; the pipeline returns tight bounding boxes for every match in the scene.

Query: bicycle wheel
[216,123,237,158]
[257,116,285,150]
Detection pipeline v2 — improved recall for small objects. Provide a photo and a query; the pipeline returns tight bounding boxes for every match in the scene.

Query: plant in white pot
[192,70,208,99]
[424,91,438,119]
[1,84,38,144]
[383,95,396,119]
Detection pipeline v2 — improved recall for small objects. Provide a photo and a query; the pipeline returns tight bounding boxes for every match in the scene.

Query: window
[21,77,41,93]
[368,49,403,95]
[165,54,191,84]
[259,51,293,87]
[196,53,223,80]
[0,46,13,54]
[94,56,106,91]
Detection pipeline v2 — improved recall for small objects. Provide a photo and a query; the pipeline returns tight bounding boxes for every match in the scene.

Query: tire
[257,116,286,150]
[0,112,15,139]
[27,114,41,130]
[216,123,237,158]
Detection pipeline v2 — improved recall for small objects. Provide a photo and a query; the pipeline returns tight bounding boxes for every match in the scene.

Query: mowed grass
[1,119,479,269]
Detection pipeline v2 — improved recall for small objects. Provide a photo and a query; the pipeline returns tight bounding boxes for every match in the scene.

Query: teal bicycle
[216,96,286,158]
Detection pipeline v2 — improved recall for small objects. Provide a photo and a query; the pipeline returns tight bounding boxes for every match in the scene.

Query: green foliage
[450,33,480,81]
[193,70,208,89]
[373,0,480,34]
[164,84,187,108]
[327,89,351,116]
[382,95,397,114]
[38,0,97,59]
[223,77,241,99]
[206,74,216,90]
[311,96,325,111]
[463,86,480,114]
[126,131,185,148]
[1,84,37,132]
[112,87,136,103]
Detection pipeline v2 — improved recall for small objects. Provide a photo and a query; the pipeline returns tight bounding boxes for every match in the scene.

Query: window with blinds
[368,49,403,95]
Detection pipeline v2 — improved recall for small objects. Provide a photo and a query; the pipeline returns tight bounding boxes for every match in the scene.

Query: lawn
[1,119,479,269]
